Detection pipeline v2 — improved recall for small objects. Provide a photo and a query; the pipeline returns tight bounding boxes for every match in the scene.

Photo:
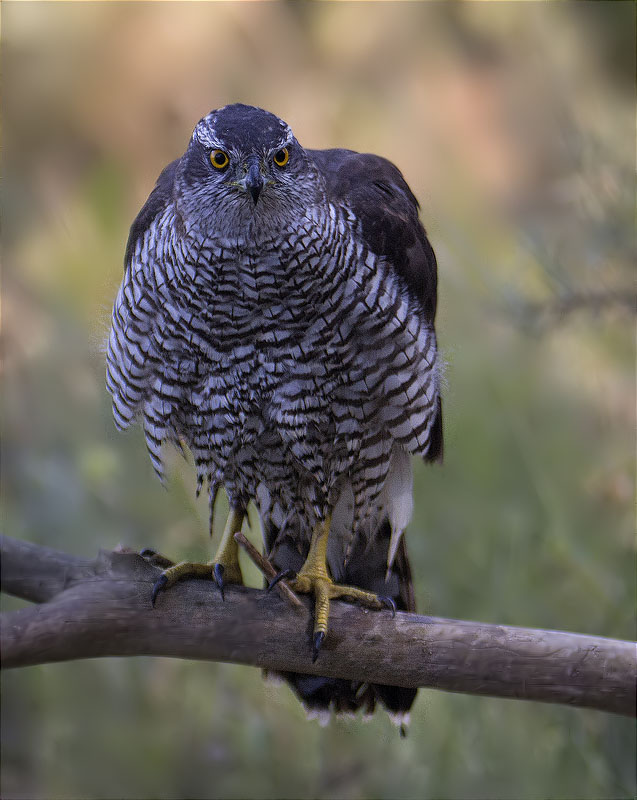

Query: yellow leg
[151,507,244,604]
[281,514,395,661]
[211,506,244,587]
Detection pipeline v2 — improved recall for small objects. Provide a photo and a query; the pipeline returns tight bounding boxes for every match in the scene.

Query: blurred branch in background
[519,288,637,335]
[2,535,634,718]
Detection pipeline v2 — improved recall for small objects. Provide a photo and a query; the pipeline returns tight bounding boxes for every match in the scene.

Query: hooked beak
[241,159,264,206]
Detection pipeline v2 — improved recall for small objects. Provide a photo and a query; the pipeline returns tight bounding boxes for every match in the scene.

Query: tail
[265,519,417,733]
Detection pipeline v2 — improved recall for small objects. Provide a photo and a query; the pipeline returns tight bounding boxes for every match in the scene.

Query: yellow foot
[139,548,175,569]
[150,557,244,605]
[292,571,395,661]
[150,507,244,605]
[269,514,396,660]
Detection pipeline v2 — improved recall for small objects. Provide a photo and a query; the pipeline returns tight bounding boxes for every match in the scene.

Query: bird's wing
[124,158,180,267]
[308,148,443,463]
[308,148,438,322]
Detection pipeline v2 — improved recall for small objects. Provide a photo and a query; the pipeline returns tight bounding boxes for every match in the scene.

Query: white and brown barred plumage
[107,104,442,722]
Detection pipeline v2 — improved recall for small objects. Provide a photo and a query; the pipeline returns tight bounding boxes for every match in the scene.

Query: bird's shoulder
[124,158,180,266]
[308,147,438,324]
[308,147,443,463]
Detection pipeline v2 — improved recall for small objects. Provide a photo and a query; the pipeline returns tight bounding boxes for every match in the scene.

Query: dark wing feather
[309,148,443,462]
[308,148,438,322]
[124,158,180,267]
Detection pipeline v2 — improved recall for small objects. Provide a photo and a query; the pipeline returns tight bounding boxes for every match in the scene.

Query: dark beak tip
[248,184,262,205]
[246,162,264,206]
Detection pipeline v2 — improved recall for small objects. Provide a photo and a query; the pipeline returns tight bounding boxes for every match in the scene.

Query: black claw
[140,549,174,569]
[151,574,168,606]
[213,563,225,601]
[312,631,325,663]
[267,569,296,592]
[380,596,397,618]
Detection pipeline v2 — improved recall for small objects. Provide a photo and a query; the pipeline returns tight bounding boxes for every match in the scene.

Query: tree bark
[1,535,634,717]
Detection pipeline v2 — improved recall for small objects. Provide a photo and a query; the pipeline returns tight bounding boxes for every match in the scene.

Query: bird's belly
[159,270,438,520]
[183,335,427,518]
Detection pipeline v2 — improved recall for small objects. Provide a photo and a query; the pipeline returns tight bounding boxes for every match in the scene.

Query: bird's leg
[210,506,244,597]
[151,507,244,605]
[271,514,395,661]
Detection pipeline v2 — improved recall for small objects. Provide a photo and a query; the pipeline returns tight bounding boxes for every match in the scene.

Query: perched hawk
[107,104,442,727]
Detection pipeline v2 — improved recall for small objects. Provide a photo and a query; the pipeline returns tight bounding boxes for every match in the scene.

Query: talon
[268,569,296,592]
[140,548,174,568]
[151,574,168,606]
[312,631,325,663]
[213,562,225,601]
[279,514,396,660]
[380,596,397,618]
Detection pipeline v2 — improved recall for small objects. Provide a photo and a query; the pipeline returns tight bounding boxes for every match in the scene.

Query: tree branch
[1,535,634,717]
[521,288,637,333]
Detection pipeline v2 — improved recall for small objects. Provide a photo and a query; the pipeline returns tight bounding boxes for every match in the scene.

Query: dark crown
[203,104,291,151]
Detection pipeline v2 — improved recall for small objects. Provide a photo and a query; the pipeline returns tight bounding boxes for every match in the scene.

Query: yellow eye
[273,148,289,167]
[210,149,229,169]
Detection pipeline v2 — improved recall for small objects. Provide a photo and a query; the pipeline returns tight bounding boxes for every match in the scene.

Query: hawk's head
[174,104,325,239]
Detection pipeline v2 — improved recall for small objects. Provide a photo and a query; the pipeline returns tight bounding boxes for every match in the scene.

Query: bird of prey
[107,103,442,726]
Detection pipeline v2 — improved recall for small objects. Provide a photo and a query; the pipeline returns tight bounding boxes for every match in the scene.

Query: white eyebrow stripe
[192,117,294,153]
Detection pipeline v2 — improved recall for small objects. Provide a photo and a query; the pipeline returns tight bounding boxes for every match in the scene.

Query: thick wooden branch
[1,535,634,717]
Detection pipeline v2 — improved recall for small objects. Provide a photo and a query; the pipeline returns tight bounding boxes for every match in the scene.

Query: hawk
[107,104,442,726]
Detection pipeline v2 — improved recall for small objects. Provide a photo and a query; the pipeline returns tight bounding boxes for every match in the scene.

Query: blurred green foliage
[2,2,635,799]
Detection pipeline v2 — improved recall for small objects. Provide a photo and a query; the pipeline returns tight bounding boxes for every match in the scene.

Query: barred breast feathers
[107,188,440,502]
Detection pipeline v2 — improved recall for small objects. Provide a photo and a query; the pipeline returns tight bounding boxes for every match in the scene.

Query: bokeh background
[2,2,635,799]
